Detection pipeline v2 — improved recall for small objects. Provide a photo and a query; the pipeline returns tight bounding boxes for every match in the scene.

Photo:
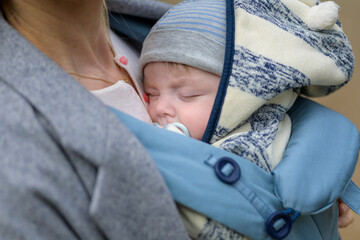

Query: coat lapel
[0,13,108,169]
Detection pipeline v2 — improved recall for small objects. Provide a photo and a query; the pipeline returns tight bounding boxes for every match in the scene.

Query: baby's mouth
[156,118,177,127]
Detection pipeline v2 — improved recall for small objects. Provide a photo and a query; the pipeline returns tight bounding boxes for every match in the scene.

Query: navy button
[214,157,241,184]
[265,210,292,239]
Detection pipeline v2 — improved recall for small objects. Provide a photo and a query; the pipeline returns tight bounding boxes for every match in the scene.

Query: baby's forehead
[165,62,195,75]
[165,62,220,79]
[144,61,220,84]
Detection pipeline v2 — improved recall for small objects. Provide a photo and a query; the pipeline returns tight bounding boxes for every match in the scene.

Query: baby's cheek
[184,117,207,140]
[188,125,206,140]
[147,105,158,122]
[191,109,213,140]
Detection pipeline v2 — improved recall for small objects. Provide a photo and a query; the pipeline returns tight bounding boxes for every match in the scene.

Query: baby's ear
[143,93,149,103]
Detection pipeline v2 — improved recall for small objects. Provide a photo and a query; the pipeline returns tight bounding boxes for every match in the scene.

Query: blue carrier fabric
[109,1,360,239]
[111,97,360,240]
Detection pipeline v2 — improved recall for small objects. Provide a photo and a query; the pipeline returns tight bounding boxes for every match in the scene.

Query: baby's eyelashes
[177,92,202,102]
[144,91,160,101]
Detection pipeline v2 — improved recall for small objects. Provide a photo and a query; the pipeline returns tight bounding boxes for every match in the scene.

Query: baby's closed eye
[177,92,203,101]
[144,90,160,100]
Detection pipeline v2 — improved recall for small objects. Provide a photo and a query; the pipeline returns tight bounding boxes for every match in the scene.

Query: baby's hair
[165,62,192,74]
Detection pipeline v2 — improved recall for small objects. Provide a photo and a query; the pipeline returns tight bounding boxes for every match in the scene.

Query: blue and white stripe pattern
[155,0,227,46]
[230,46,310,101]
[198,218,246,239]
[234,0,354,81]
[139,0,227,76]
[218,104,287,172]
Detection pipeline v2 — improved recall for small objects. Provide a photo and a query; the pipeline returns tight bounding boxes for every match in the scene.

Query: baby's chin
[191,133,203,141]
[188,128,207,141]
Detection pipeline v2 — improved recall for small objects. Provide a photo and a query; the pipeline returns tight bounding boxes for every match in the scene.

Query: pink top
[92,30,152,124]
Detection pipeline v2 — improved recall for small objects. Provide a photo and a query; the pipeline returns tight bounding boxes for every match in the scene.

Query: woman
[0,0,355,239]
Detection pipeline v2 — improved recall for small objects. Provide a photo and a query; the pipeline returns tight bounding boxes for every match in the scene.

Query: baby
[139,0,354,238]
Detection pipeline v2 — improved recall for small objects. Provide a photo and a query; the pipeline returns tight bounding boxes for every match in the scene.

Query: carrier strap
[341,180,360,215]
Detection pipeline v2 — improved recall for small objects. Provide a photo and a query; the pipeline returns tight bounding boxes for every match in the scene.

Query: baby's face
[144,62,220,140]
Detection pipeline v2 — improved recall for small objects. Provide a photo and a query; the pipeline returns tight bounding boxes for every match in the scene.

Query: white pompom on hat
[306,1,340,30]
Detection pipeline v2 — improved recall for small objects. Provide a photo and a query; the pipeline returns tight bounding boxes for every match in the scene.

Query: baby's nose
[155,97,176,117]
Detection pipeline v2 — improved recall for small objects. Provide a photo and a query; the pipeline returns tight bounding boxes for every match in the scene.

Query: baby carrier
[111,98,360,240]
[109,0,360,239]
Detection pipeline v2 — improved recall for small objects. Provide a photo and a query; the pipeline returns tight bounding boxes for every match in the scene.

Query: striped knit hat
[139,0,226,76]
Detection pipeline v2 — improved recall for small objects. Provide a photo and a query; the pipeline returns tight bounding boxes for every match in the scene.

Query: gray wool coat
[0,1,191,239]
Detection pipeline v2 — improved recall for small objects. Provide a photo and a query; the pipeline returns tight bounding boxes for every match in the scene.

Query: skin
[1,0,135,90]
[338,199,354,228]
[144,62,220,140]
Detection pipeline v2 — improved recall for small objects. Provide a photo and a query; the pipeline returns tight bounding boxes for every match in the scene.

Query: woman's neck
[2,0,119,88]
